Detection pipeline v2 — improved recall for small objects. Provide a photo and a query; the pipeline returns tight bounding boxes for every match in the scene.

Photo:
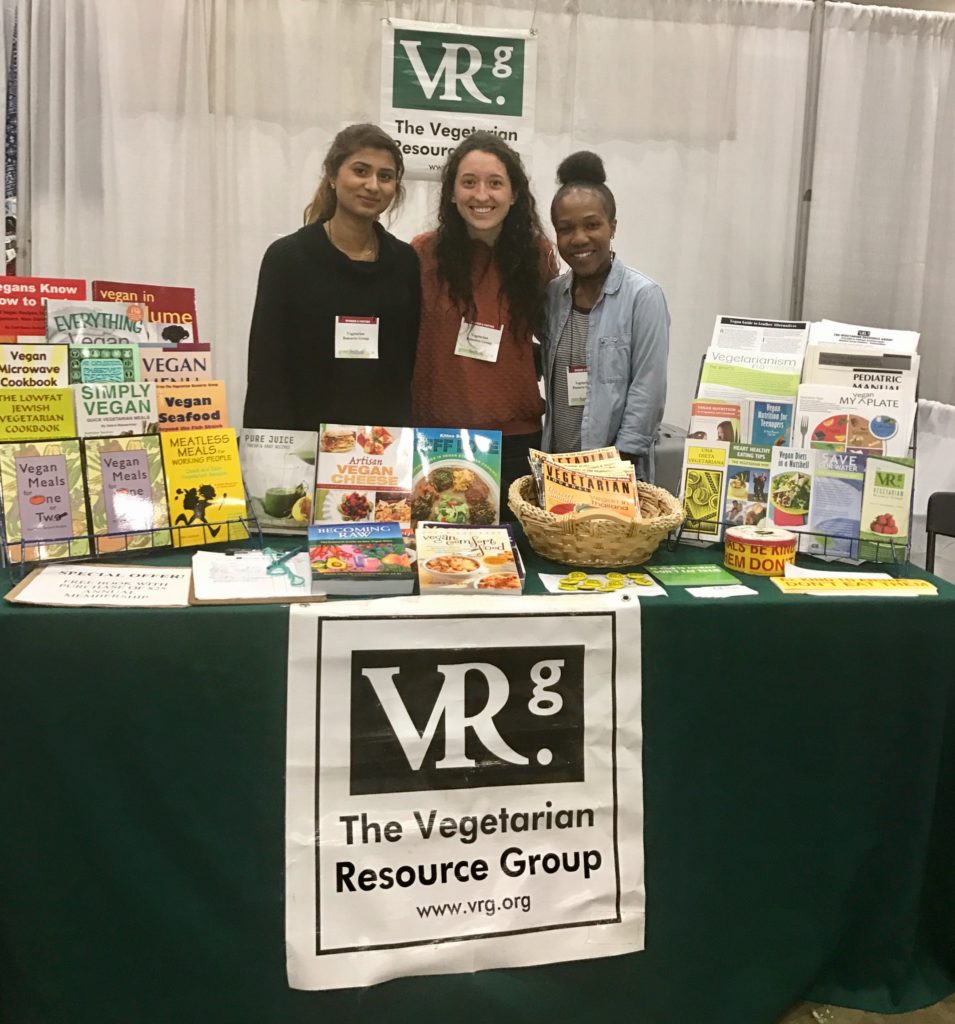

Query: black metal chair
[926,491,955,574]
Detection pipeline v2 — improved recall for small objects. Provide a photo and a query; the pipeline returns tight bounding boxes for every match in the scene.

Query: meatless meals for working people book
[0,438,90,561]
[160,427,248,547]
[240,428,317,534]
[83,434,171,553]
[0,387,76,441]
[416,522,525,595]
[74,382,158,437]
[312,424,413,526]
[308,521,413,595]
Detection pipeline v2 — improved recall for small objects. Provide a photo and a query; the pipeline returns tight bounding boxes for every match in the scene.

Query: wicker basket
[508,474,685,569]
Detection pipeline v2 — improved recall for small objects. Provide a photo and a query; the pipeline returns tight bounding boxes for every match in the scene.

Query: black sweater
[243,220,420,430]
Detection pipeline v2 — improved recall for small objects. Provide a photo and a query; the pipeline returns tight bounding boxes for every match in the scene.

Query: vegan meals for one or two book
[160,428,248,547]
[0,438,90,561]
[308,521,413,594]
[83,434,171,553]
[416,522,525,595]
[241,428,317,534]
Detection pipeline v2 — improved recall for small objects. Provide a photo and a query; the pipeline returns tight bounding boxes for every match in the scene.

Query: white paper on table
[538,572,667,597]
[192,549,313,601]
[5,563,192,607]
[686,584,759,599]
[784,564,891,580]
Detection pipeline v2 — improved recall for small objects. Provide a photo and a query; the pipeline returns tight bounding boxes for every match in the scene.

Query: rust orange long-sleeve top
[411,231,556,436]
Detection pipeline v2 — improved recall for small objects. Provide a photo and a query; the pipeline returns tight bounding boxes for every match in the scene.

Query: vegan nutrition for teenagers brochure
[0,387,76,441]
[73,382,158,437]
[313,424,414,526]
[160,427,248,547]
[240,428,317,535]
[0,276,87,341]
[416,522,525,595]
[308,521,413,595]
[83,434,171,553]
[45,300,150,347]
[0,438,90,562]
[412,427,502,526]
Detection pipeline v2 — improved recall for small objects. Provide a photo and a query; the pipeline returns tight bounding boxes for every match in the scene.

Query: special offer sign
[285,596,644,990]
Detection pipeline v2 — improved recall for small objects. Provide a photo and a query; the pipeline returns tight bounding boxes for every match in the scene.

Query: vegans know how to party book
[0,276,87,341]
[416,522,525,595]
[308,521,413,594]
[241,428,318,534]
[161,428,249,547]
[0,438,90,562]
[83,435,171,553]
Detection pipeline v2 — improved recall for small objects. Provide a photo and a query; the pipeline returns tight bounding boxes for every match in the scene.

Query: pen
[271,545,306,567]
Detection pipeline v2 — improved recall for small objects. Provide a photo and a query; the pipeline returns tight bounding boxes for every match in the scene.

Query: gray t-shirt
[551,305,591,454]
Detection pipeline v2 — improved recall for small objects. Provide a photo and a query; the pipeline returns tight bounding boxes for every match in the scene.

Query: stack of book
[528,447,640,521]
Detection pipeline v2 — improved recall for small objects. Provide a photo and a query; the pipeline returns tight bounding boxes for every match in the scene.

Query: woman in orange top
[412,132,557,515]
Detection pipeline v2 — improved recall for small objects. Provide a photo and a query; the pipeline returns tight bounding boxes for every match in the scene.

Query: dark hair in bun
[551,150,616,222]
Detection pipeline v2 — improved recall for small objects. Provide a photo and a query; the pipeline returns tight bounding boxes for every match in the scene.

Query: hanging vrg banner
[285,596,644,990]
[380,19,538,180]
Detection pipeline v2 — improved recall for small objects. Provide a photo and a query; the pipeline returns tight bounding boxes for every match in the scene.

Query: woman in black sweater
[243,124,420,430]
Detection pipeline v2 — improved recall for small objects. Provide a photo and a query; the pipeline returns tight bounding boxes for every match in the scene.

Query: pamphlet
[767,447,813,532]
[678,441,729,542]
[724,443,772,528]
[191,548,316,603]
[808,319,919,355]
[697,348,802,402]
[687,400,741,444]
[708,315,809,357]
[805,449,867,558]
[857,455,915,562]
[794,382,916,457]
[540,458,638,520]
[646,563,740,587]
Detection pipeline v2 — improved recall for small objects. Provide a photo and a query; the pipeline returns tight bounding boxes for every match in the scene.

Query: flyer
[285,597,644,989]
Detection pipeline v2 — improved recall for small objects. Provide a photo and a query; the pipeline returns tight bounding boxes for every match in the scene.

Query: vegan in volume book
[0,438,90,562]
[161,428,248,547]
[84,435,171,553]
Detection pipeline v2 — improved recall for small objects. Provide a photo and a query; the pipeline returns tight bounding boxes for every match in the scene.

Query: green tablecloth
[1,538,954,1024]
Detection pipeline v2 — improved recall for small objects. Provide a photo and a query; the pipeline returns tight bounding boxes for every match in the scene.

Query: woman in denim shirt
[541,152,670,481]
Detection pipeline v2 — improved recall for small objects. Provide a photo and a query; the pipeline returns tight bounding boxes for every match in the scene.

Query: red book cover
[0,277,88,340]
[92,280,200,345]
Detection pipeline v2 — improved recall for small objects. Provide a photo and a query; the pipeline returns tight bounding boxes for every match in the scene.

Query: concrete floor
[780,995,955,1023]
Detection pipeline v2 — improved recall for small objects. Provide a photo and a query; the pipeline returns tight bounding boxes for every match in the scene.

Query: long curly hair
[435,133,548,339]
[304,124,406,225]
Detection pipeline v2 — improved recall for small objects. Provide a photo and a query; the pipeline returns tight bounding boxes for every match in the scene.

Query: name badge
[335,315,379,359]
[566,366,588,407]
[454,319,503,363]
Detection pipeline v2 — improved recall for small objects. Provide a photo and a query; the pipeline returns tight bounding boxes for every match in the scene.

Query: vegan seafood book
[0,438,90,562]
[415,522,525,595]
[83,434,171,553]
[240,428,317,535]
[313,424,414,526]
[308,521,413,595]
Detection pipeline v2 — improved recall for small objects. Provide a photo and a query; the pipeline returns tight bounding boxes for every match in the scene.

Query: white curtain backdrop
[23,0,953,433]
[804,2,955,408]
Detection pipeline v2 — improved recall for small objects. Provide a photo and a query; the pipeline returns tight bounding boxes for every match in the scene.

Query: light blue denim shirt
[542,257,670,481]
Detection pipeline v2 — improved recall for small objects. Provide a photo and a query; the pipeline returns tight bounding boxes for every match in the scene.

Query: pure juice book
[92,280,200,345]
[156,380,228,431]
[83,435,171,553]
[45,300,150,347]
[0,277,87,341]
[308,521,413,595]
[416,522,525,595]
[0,387,76,441]
[0,438,90,562]
[241,428,317,534]
[68,344,141,385]
[161,428,248,547]
[313,424,414,526]
[74,382,158,437]
[412,427,502,526]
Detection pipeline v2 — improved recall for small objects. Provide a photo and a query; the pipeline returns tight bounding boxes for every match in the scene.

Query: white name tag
[566,366,588,407]
[335,315,379,359]
[454,319,503,363]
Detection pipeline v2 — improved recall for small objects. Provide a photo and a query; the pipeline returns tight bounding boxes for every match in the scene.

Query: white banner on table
[285,595,643,990]
[381,19,537,180]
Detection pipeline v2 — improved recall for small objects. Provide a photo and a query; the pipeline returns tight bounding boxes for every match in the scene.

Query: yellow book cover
[0,387,76,441]
[530,446,619,466]
[161,428,248,547]
[541,459,639,520]
[156,380,228,431]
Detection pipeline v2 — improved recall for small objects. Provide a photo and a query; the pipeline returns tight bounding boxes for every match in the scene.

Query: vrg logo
[391,28,525,116]
[350,645,584,794]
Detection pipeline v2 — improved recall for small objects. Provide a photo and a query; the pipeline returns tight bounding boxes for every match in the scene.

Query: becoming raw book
[308,521,413,595]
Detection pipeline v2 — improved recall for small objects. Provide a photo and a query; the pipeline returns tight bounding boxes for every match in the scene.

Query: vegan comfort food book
[416,522,525,595]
